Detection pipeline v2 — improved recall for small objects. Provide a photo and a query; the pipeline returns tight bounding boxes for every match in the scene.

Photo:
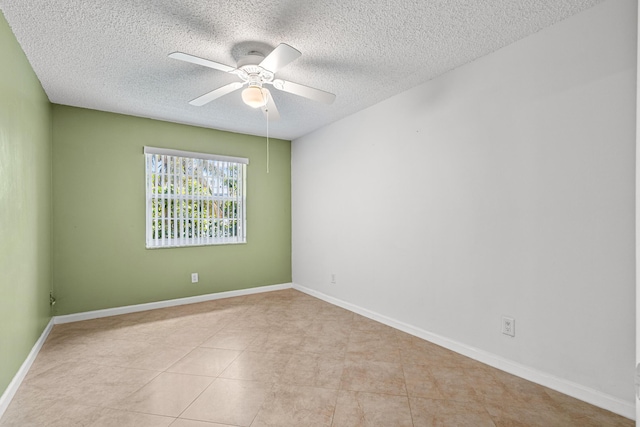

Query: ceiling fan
[169,43,336,120]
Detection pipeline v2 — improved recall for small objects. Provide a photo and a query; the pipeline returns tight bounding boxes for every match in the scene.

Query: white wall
[292,0,636,410]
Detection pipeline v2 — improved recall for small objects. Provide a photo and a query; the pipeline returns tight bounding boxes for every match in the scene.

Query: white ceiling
[0,0,602,140]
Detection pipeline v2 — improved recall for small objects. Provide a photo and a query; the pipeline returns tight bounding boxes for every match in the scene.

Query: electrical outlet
[502,316,515,337]
[330,273,337,284]
[191,273,199,283]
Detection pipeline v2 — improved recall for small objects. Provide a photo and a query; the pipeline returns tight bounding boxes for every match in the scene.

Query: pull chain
[266,106,270,174]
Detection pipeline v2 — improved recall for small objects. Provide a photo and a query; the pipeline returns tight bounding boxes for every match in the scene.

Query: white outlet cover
[502,316,515,337]
[191,273,199,283]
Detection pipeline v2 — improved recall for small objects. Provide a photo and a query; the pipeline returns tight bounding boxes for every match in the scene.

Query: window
[144,146,248,248]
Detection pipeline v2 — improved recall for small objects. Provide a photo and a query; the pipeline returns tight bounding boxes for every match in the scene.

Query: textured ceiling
[0,0,603,140]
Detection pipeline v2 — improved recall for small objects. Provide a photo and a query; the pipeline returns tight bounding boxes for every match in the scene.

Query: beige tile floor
[0,289,632,427]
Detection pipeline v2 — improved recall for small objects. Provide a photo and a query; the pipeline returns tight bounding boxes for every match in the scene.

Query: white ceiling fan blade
[259,43,301,73]
[272,79,335,104]
[261,89,280,120]
[189,82,244,106]
[169,52,237,73]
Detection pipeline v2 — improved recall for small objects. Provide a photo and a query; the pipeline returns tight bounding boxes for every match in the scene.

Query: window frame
[144,146,248,249]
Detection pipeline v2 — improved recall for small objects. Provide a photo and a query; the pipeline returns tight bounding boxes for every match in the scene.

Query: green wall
[0,11,52,395]
[0,9,292,399]
[52,106,291,315]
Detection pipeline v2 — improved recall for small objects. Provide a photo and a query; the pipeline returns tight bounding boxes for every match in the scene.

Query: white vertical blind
[144,147,248,248]
[146,154,153,245]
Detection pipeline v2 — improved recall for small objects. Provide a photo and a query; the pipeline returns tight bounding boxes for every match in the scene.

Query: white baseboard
[292,283,635,420]
[0,318,54,419]
[54,283,293,324]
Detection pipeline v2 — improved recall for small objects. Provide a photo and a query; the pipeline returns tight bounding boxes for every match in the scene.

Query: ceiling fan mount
[169,43,336,120]
[238,50,264,63]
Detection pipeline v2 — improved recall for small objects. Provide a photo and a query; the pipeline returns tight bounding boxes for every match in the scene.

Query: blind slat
[146,155,152,247]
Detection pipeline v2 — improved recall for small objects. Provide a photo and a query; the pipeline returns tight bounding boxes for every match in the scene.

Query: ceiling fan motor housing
[246,73,263,88]
[237,53,274,85]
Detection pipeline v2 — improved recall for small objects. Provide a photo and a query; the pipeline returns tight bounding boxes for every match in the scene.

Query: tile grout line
[2,289,632,426]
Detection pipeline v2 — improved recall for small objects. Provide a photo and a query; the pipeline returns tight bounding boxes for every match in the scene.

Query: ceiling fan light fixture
[241,86,266,108]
